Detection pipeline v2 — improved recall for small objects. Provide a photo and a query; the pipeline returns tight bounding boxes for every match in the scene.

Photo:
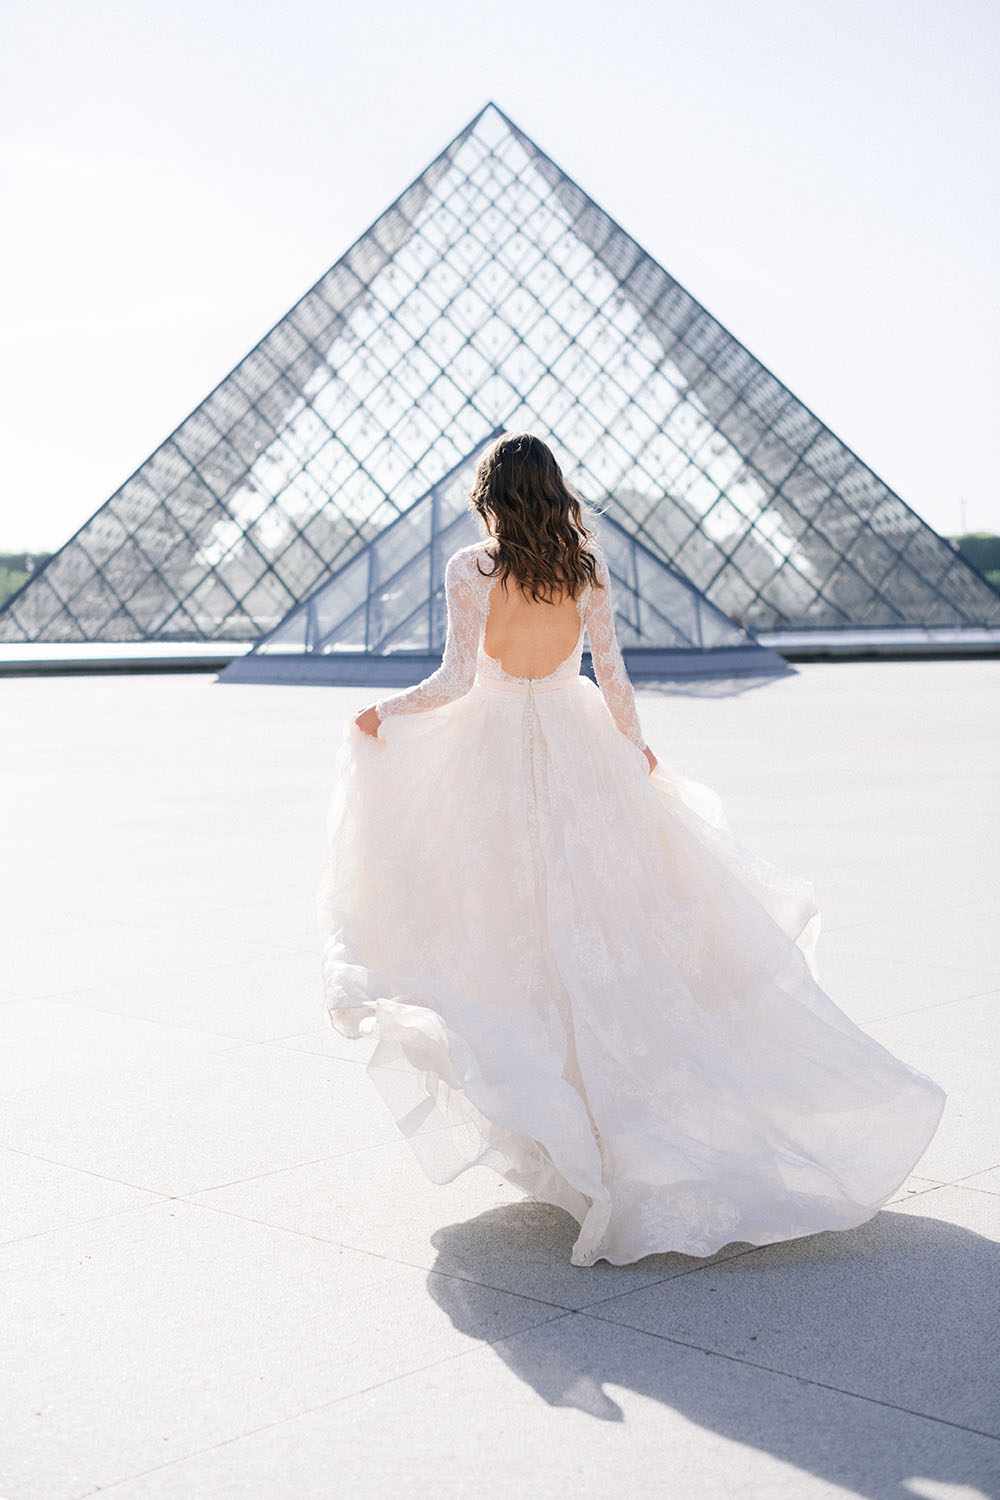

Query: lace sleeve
[374,551,481,721]
[585,544,647,751]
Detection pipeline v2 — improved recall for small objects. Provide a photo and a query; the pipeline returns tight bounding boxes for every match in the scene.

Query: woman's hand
[354,705,381,739]
[643,745,658,775]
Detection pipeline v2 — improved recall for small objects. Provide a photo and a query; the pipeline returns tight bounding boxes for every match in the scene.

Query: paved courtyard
[2,660,998,1500]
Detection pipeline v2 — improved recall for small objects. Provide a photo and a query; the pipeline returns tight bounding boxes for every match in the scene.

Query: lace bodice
[374,540,647,750]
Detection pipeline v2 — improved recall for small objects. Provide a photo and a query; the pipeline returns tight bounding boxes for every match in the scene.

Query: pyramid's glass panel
[251,444,751,664]
[3,102,998,643]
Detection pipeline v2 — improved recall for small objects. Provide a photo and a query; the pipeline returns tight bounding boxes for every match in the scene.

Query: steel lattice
[3,102,998,643]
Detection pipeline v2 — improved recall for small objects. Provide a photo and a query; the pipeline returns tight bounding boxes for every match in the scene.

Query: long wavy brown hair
[467,432,605,604]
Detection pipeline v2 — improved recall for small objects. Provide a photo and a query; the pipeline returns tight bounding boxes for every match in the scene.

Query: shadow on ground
[427,1200,999,1500]
[614,667,798,701]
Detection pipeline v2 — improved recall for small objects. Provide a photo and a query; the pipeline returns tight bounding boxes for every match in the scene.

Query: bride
[318,431,946,1267]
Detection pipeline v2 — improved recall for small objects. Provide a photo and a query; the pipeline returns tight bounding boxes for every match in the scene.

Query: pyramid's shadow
[426,1199,999,1500]
[620,667,797,701]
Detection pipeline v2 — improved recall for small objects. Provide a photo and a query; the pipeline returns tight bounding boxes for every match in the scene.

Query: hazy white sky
[1,0,997,551]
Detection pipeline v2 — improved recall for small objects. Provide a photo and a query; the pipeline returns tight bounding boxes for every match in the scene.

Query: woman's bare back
[483,574,584,679]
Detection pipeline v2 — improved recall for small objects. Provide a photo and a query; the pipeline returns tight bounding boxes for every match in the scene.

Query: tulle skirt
[317,671,946,1266]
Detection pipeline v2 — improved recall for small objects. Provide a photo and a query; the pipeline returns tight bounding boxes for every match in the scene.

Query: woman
[318,431,945,1267]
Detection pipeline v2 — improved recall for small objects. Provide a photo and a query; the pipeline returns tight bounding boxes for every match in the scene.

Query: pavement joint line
[269,1036,374,1052]
[10,945,310,995]
[3,1119,518,1232]
[0,1142,186,1195]
[859,985,1000,1025]
[574,1309,1000,1444]
[0,1137,462,1232]
[210,1032,365,1054]
[0,1191,176,1249]
[953,1163,1000,1181]
[3,994,384,1057]
[936,1181,1000,1201]
[205,1037,365,1055]
[156,1122,481,1194]
[4,983,117,1003]
[817,905,996,932]
[816,937,996,965]
[6,994,261,1046]
[566,1238,778,1315]
[4,1000,395,1054]
[562,1184,1000,1312]
[173,1195,587,1312]
[883,1183,950,1205]
[833,956,1000,982]
[69,1310,581,1500]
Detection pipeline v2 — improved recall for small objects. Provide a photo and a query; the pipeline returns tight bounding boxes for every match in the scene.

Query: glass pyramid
[3,101,998,645]
[222,439,783,685]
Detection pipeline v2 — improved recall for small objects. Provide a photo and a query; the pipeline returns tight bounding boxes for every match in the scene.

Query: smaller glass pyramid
[222,441,786,684]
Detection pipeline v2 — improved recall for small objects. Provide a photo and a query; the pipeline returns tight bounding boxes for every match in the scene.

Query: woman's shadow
[426,1196,999,1500]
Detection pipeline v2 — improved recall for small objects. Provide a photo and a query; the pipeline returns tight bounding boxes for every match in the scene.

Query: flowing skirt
[317,671,946,1266]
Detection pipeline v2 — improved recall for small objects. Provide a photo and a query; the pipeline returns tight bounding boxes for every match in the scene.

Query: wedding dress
[318,537,946,1267]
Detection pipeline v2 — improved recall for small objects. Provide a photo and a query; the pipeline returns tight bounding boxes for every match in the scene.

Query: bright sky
[2,0,997,552]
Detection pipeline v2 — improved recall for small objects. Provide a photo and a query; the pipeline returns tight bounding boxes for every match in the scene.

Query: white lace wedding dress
[318,538,946,1266]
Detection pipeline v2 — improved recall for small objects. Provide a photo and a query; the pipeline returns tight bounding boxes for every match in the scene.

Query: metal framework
[3,101,998,644]
[221,439,784,684]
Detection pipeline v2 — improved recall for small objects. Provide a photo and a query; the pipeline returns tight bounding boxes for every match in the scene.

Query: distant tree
[0,551,51,607]
[948,532,1000,590]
